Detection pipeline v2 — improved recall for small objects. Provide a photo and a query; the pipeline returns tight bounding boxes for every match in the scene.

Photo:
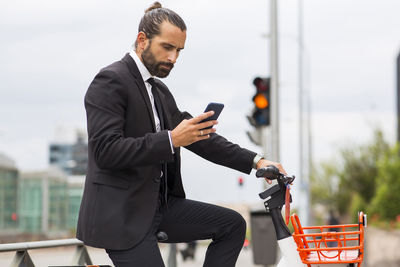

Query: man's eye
[163,45,173,50]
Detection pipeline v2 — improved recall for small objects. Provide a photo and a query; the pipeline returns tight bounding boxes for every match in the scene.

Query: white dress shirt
[129,50,174,154]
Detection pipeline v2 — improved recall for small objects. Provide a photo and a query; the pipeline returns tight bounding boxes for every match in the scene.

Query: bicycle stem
[269,207,291,240]
[260,182,292,240]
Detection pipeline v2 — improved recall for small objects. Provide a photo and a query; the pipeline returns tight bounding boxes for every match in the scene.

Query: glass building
[66,175,85,232]
[0,153,18,231]
[19,168,68,233]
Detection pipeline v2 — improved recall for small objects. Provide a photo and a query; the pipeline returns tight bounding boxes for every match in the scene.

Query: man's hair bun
[135,1,186,49]
[145,2,162,13]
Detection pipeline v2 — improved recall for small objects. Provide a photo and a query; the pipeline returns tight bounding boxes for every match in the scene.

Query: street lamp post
[270,0,280,163]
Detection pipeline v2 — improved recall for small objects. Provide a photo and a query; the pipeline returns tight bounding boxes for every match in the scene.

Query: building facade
[66,175,85,231]
[0,153,18,231]
[19,168,68,233]
[49,131,88,175]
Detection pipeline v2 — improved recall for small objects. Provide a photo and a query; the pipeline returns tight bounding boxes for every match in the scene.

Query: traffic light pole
[261,126,272,160]
[298,0,310,228]
[270,0,280,162]
[397,52,400,143]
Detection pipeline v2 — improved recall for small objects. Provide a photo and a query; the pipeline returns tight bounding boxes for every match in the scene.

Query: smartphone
[200,102,224,129]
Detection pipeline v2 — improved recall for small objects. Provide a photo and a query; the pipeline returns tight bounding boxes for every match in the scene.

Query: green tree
[311,130,390,217]
[339,130,389,207]
[369,144,400,221]
[311,162,346,213]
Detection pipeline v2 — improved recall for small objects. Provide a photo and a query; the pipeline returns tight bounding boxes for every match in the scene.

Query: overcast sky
[1,0,399,204]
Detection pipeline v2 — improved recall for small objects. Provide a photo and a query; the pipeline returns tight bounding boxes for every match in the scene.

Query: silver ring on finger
[200,130,203,136]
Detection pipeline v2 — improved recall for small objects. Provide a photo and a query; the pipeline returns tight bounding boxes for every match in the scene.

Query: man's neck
[129,49,152,82]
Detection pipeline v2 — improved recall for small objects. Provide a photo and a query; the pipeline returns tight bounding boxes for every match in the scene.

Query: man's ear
[136,31,148,52]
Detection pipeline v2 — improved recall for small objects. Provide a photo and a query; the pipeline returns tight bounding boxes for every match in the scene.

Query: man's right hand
[171,111,218,147]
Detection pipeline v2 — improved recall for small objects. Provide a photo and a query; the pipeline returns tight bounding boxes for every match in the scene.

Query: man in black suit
[77,2,286,266]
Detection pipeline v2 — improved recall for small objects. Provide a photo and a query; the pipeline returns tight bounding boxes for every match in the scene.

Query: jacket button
[154,176,161,183]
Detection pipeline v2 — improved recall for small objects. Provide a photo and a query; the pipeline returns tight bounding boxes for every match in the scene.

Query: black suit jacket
[76,54,257,250]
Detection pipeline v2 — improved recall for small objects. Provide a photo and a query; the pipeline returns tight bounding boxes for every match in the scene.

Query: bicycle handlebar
[256,165,295,184]
[256,165,281,179]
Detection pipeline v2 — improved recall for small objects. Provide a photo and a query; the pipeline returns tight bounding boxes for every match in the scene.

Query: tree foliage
[339,131,389,205]
[311,162,345,213]
[369,144,400,221]
[311,130,390,218]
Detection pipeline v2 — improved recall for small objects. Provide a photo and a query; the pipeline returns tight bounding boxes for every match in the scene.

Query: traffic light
[248,77,271,127]
[238,176,244,187]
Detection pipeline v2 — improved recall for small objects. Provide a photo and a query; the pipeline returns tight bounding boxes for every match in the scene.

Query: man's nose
[167,51,179,64]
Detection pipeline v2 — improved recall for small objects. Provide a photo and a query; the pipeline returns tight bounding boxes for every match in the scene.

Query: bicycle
[256,166,367,267]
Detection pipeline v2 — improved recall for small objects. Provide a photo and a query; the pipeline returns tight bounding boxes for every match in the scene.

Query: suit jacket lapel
[121,54,156,132]
[136,79,157,132]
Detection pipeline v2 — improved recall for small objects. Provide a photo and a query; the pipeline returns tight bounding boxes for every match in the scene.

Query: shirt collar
[129,49,153,82]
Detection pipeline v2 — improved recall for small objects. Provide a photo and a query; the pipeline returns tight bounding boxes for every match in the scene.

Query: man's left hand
[256,159,287,184]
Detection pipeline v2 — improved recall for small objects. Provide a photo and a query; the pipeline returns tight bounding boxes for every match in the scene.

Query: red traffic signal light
[238,176,244,187]
[253,77,269,92]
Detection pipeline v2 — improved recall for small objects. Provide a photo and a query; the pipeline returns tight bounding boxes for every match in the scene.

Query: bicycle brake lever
[283,175,295,185]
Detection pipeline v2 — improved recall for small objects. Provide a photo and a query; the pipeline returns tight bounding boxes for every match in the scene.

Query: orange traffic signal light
[254,94,269,109]
[249,77,270,127]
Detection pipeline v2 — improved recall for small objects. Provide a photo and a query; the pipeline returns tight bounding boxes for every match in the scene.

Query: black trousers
[106,196,246,267]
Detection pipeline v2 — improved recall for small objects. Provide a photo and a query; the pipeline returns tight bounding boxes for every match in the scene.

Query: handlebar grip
[256,165,282,180]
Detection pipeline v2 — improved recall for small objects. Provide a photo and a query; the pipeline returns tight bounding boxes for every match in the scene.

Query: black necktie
[147,78,165,131]
[147,78,168,205]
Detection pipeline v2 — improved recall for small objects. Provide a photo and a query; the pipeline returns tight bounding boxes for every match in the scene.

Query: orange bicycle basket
[291,212,366,267]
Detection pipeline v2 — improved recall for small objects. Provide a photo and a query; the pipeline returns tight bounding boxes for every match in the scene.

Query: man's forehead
[156,21,186,47]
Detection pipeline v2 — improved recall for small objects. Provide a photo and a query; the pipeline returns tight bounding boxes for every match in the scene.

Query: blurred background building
[0,153,18,232]
[19,168,68,234]
[49,130,88,176]
[0,131,87,241]
[66,175,85,232]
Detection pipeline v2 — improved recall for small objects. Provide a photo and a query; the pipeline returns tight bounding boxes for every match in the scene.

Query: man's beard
[141,45,174,78]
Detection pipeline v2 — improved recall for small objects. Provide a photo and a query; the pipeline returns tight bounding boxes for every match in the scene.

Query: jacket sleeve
[85,70,174,170]
[186,132,257,174]
[176,111,256,174]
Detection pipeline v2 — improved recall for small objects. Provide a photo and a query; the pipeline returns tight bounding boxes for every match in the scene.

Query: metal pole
[298,0,310,227]
[41,175,49,233]
[261,126,275,193]
[270,0,280,162]
[306,62,312,227]
[261,127,271,160]
[0,238,84,252]
[397,52,400,143]
[298,0,304,186]
[167,244,177,267]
